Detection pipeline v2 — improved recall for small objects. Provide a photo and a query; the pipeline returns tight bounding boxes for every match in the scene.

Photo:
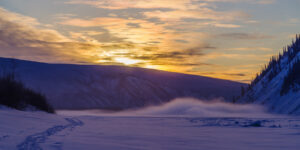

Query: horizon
[0,56,248,83]
[0,0,300,83]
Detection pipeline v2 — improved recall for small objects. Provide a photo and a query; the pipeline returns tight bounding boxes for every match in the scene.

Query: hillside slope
[0,57,244,110]
[239,35,300,115]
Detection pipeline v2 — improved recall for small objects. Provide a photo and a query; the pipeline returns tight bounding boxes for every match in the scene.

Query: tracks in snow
[17,118,84,150]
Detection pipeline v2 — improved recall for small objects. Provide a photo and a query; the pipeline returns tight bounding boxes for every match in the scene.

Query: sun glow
[144,64,163,70]
[115,57,141,65]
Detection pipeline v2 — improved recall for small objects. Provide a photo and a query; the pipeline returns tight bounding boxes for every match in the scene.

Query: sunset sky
[0,0,299,82]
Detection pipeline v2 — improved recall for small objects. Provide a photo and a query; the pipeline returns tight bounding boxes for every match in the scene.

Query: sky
[0,0,299,83]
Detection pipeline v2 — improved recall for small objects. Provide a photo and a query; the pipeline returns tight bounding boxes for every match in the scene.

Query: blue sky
[0,0,299,82]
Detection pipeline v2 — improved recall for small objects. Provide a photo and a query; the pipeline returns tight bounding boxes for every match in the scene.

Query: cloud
[0,7,101,63]
[0,7,40,26]
[198,0,275,4]
[132,49,204,60]
[0,7,251,81]
[66,0,195,10]
[0,0,281,83]
[255,0,275,4]
[223,73,246,77]
[59,15,213,51]
[213,23,241,28]
[127,23,141,28]
[143,9,249,22]
[60,17,130,27]
[57,13,215,69]
[65,0,250,30]
[230,47,273,52]
[59,0,255,69]
[217,33,273,40]
[66,0,275,10]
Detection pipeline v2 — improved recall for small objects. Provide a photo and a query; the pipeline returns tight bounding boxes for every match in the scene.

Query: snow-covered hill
[0,57,244,110]
[239,35,300,115]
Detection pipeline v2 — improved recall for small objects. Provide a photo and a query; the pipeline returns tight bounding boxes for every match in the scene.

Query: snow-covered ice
[1,99,300,150]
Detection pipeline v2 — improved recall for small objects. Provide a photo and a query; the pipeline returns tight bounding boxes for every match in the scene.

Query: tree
[0,74,54,113]
[241,86,245,96]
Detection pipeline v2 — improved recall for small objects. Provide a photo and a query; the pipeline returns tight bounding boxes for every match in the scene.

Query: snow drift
[58,98,274,118]
[132,98,271,117]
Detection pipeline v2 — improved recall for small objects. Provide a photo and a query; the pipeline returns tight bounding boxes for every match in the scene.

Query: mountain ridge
[0,57,245,110]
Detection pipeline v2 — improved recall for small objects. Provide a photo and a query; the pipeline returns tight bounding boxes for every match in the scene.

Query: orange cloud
[0,1,278,83]
[66,0,275,10]
[66,0,196,10]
